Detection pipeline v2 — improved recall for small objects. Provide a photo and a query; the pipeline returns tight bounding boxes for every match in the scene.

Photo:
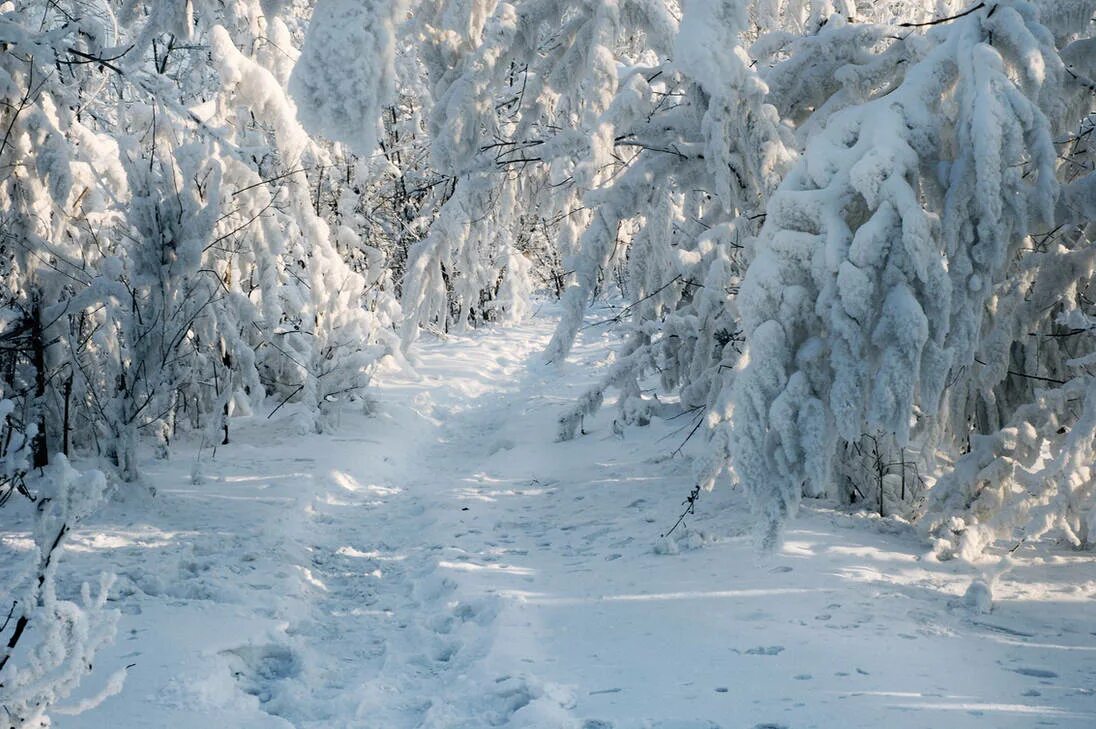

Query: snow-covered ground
[5,307,1096,728]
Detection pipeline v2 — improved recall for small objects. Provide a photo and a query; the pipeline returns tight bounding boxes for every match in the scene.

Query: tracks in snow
[252,318,568,728]
[58,309,1096,729]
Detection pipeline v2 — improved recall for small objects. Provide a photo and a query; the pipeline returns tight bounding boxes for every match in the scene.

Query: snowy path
[33,310,1096,728]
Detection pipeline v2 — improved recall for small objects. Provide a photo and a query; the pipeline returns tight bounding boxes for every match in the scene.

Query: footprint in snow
[744,645,784,656]
[451,597,499,626]
[430,638,460,664]
[222,643,301,706]
[1012,667,1058,679]
[488,439,515,455]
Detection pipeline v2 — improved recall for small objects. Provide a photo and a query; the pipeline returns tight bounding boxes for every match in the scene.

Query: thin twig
[898,2,985,28]
[662,483,702,538]
[267,384,305,419]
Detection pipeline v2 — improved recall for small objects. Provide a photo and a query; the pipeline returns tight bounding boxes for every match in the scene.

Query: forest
[2,1,1096,727]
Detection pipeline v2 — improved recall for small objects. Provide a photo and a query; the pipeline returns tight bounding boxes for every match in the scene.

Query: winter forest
[2,0,1096,726]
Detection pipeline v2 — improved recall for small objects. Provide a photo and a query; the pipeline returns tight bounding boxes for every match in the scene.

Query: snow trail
[30,308,1096,728]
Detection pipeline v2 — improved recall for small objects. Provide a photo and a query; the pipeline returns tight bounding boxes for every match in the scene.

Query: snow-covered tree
[729,0,1095,550]
[0,0,409,486]
[514,0,1096,557]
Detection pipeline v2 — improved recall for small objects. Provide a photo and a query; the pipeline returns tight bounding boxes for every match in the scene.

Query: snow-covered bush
[730,1,1091,550]
[492,0,1096,557]
[0,393,35,506]
[1,0,408,481]
[0,457,119,728]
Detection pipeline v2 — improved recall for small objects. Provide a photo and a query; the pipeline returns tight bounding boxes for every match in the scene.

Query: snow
[288,0,406,156]
[4,305,1096,728]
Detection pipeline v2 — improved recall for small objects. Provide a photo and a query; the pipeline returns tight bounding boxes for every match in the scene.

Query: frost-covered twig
[0,457,118,728]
